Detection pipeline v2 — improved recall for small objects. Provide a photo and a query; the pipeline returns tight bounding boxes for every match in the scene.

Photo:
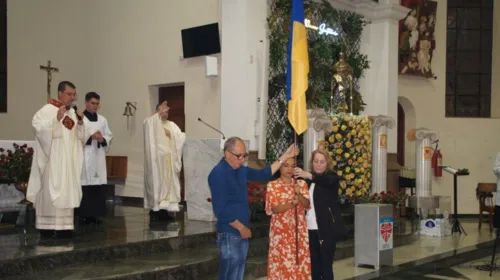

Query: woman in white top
[294,149,347,280]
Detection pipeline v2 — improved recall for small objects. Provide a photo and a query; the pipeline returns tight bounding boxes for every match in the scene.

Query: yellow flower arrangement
[324,113,372,199]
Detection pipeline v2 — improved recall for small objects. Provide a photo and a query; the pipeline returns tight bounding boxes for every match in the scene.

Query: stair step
[3,245,220,280]
[0,220,271,278]
[2,236,271,280]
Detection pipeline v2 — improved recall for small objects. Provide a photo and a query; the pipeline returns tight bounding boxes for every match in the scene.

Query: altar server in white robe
[143,101,186,222]
[27,81,85,238]
[75,91,113,225]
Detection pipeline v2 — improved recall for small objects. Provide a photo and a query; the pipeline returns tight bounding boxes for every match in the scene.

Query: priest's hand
[164,128,171,138]
[94,132,104,143]
[57,106,67,121]
[76,109,84,125]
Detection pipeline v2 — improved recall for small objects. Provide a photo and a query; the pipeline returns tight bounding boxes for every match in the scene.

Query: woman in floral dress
[265,157,311,280]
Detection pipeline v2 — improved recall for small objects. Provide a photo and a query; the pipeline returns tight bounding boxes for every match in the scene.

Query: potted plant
[0,143,34,204]
[345,190,409,218]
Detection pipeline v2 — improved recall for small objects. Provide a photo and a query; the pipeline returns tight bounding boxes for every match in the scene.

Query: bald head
[223,137,247,169]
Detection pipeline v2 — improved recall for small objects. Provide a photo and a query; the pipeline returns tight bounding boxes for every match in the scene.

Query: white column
[356,0,409,154]
[220,0,268,151]
[415,128,438,197]
[303,109,332,171]
[370,115,395,194]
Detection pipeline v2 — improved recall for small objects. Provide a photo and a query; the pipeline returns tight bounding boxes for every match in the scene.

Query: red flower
[248,196,254,203]
[207,198,212,203]
[260,190,267,198]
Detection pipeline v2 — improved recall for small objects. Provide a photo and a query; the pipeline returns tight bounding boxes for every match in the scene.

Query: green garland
[266,0,370,163]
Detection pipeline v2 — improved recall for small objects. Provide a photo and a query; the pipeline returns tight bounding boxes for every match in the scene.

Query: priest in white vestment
[27,81,85,238]
[143,101,186,222]
[75,92,113,225]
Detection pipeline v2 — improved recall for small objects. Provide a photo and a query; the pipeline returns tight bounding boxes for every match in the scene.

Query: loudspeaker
[205,56,218,77]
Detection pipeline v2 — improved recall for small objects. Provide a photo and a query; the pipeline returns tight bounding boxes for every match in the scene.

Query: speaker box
[205,56,218,77]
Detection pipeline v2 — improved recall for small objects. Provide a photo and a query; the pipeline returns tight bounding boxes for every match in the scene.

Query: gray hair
[223,137,244,152]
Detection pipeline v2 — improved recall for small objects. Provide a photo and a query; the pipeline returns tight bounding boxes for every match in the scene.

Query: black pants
[309,230,336,280]
[75,185,107,217]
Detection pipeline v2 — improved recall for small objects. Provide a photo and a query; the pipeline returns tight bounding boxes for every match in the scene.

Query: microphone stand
[197,118,226,139]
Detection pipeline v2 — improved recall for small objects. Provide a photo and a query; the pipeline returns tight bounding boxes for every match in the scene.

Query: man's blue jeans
[216,232,249,280]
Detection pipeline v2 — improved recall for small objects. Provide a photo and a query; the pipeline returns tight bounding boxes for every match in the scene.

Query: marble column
[303,109,332,171]
[353,0,409,154]
[370,115,395,194]
[415,128,439,197]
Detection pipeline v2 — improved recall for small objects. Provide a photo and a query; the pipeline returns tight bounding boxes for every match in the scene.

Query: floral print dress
[265,179,311,280]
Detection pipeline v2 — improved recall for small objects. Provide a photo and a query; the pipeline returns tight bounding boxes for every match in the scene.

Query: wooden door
[158,85,185,201]
[397,102,405,166]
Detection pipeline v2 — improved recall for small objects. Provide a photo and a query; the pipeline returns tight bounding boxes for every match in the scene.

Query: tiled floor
[257,221,499,280]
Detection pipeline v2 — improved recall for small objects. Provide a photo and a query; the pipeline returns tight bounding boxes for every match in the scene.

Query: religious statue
[331,52,353,114]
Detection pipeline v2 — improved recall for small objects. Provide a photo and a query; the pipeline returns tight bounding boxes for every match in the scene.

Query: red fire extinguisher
[431,141,442,177]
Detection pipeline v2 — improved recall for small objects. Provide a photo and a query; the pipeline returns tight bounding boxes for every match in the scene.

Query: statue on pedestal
[331,52,353,115]
[330,52,367,115]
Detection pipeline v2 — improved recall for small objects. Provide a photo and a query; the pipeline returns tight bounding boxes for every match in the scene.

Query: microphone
[198,117,226,139]
[73,105,83,121]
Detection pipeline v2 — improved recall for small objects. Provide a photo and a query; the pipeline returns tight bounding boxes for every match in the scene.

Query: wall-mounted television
[181,23,221,59]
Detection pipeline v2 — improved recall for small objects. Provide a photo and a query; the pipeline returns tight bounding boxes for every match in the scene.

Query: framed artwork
[398,0,437,78]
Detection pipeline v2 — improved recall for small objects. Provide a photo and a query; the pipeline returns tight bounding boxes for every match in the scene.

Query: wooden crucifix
[39,60,59,102]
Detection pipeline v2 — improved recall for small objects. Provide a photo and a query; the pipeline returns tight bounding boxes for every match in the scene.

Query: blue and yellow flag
[286,0,309,135]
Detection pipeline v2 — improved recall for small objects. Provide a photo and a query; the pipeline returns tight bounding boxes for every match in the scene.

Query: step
[0,220,271,278]
[2,244,220,280]
[2,236,271,280]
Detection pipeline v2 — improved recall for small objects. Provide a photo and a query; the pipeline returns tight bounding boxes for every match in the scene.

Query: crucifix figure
[39,60,59,102]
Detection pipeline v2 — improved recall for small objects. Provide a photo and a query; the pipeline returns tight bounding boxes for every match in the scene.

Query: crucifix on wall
[39,60,59,102]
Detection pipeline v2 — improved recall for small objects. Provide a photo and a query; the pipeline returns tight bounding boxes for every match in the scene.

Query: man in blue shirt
[208,137,298,280]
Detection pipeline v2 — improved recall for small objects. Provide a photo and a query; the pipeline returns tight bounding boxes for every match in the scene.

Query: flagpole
[294,132,299,266]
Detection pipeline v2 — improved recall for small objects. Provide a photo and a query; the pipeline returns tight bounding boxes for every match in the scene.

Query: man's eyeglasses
[228,150,249,160]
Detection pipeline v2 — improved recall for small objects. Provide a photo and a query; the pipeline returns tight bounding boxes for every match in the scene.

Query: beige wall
[2,0,221,197]
[399,0,500,214]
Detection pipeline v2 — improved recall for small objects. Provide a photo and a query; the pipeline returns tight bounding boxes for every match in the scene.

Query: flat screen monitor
[181,23,221,58]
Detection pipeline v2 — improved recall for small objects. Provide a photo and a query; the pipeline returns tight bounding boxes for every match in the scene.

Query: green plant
[266,0,370,163]
[345,190,409,208]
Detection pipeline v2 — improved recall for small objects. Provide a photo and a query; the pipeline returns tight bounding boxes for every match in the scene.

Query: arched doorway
[397,96,417,168]
[397,103,405,166]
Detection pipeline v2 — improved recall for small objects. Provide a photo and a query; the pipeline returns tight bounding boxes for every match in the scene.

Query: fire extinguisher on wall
[431,141,442,177]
